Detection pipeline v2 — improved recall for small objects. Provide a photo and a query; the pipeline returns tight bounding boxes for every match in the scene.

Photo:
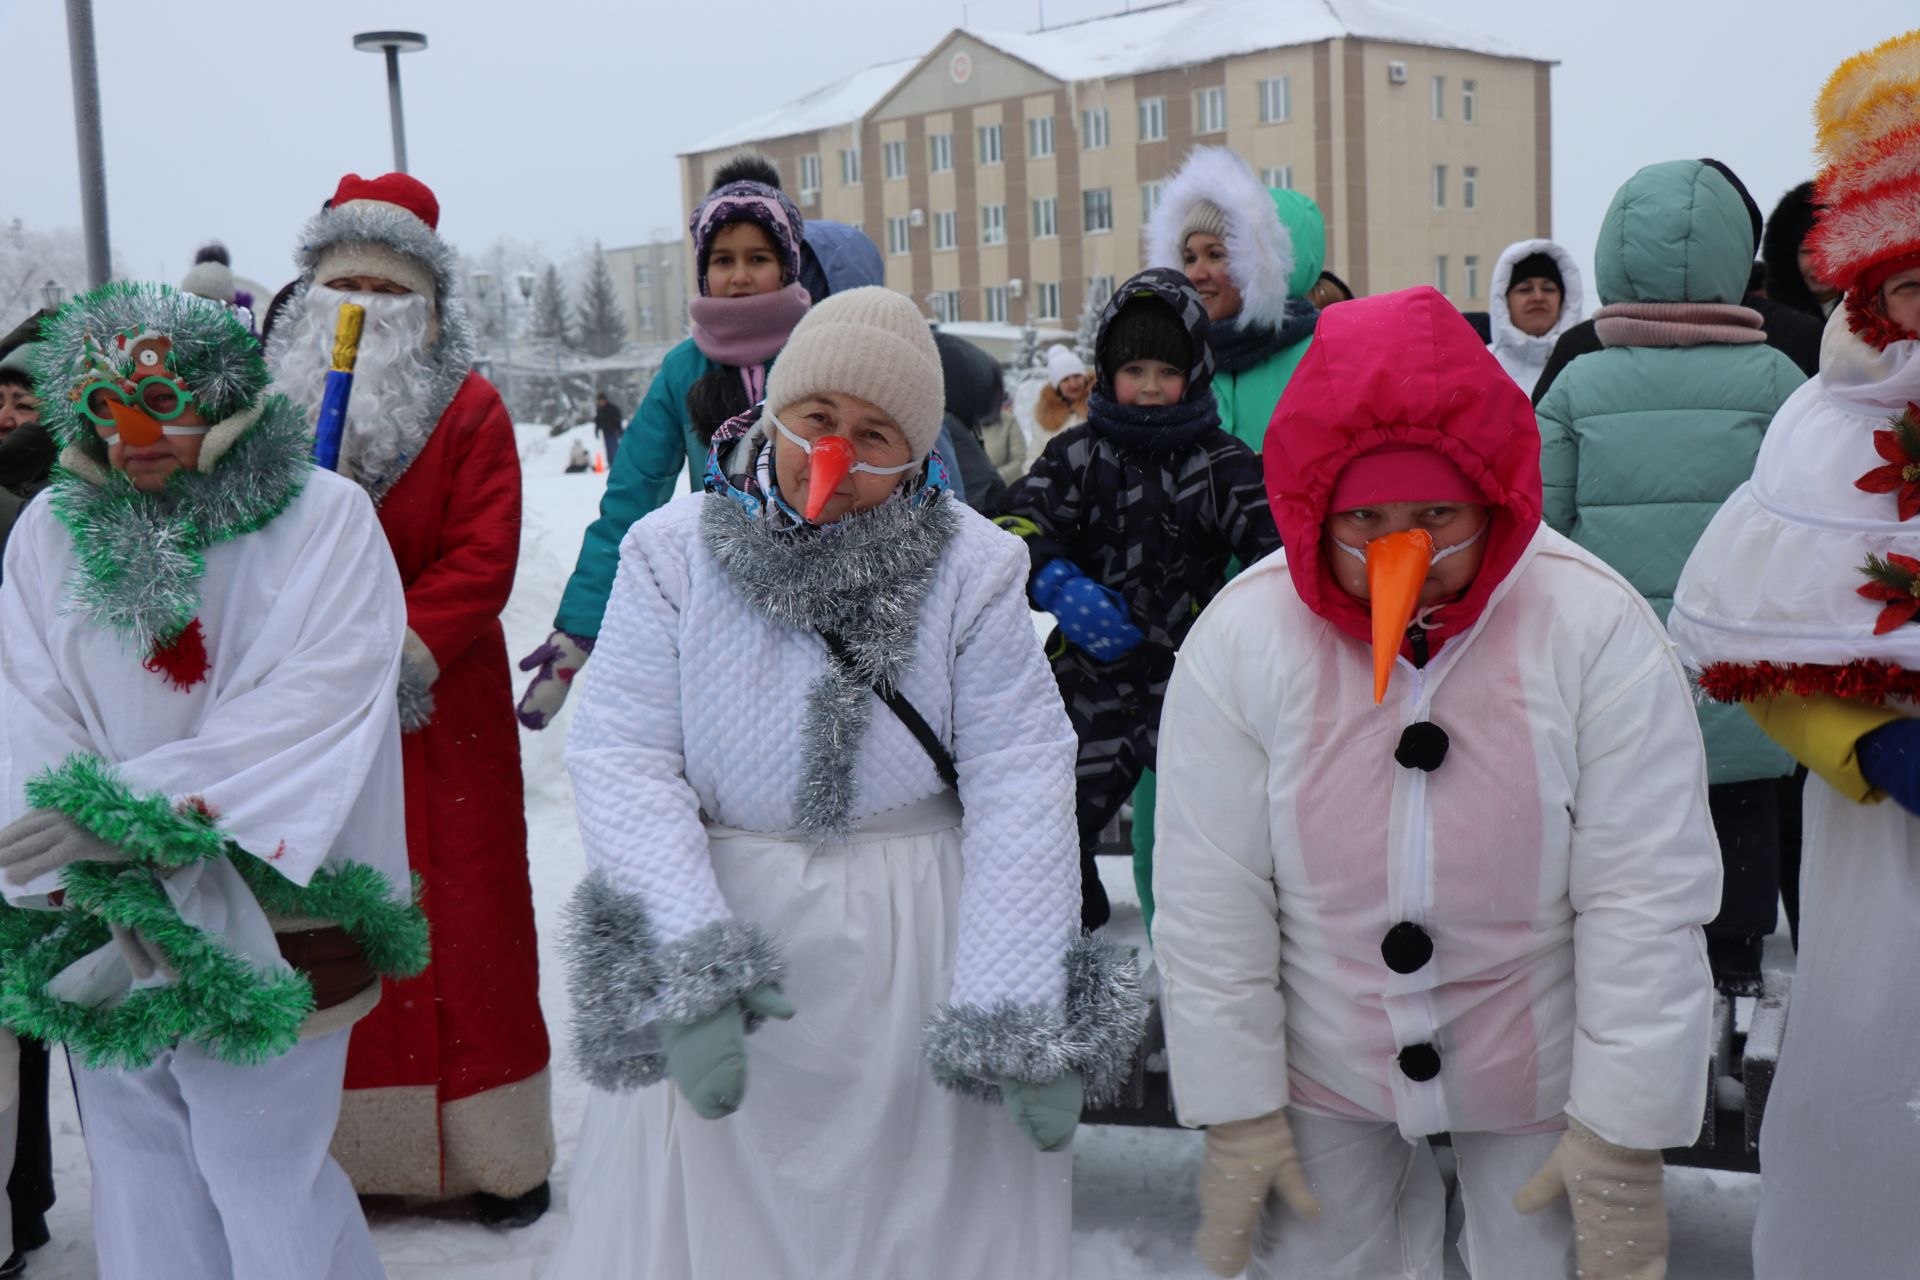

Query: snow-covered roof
[971,0,1549,83]
[681,58,920,155]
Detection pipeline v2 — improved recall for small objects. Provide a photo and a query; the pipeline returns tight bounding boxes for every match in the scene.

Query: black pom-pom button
[1381,921,1434,974]
[1395,721,1450,771]
[1397,1043,1442,1082]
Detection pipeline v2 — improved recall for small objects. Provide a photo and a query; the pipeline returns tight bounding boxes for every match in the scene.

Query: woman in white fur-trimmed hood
[1485,238,1584,397]
[1144,145,1325,453]
[544,287,1145,1280]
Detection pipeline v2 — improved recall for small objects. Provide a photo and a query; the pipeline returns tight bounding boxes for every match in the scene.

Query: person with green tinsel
[0,282,428,1279]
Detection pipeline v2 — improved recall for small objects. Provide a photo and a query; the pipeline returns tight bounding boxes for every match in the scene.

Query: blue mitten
[1031,559,1142,660]
[999,1071,1085,1152]
[661,985,795,1119]
[1857,717,1920,816]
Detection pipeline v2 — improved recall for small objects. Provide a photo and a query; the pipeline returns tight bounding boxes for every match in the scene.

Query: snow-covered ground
[20,422,1762,1277]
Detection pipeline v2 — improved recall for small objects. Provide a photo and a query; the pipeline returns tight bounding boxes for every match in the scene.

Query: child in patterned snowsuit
[998,269,1280,929]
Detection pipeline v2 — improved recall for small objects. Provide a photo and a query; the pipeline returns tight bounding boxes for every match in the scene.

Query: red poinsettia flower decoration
[1855,403,1920,521]
[1858,552,1920,634]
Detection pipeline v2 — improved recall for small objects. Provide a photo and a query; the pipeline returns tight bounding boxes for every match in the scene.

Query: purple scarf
[689,283,812,400]
[1594,301,1764,349]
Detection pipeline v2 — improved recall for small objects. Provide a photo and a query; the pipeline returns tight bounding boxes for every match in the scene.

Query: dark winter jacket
[1532,292,1822,404]
[933,329,1011,513]
[593,399,623,438]
[1761,181,1827,321]
[996,270,1280,674]
[0,310,55,571]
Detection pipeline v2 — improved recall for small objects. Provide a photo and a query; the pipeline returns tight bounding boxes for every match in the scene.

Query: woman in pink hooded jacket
[1152,287,1721,1280]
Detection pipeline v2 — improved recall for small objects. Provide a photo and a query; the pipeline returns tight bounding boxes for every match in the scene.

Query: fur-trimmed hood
[1143,146,1325,331]
[1487,238,1585,358]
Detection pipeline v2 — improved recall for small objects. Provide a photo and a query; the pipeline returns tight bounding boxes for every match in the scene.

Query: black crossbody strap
[817,629,960,790]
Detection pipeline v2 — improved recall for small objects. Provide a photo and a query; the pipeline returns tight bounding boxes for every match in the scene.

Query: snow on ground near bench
[22,422,1760,1277]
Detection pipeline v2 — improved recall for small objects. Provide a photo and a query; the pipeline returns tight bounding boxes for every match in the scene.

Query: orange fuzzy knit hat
[1808,29,1920,346]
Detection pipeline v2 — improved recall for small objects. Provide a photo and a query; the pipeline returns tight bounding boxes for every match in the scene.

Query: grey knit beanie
[1181,199,1228,246]
[763,287,946,460]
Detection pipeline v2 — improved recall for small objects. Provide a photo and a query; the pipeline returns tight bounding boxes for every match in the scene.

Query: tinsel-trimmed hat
[298,172,453,307]
[690,180,805,296]
[1808,28,1920,346]
[762,287,944,459]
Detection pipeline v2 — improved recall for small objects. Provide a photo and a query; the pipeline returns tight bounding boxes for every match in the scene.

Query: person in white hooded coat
[543,288,1144,1280]
[1485,238,1584,397]
[1667,30,1920,1277]
[1154,287,1719,1280]
[0,284,427,1279]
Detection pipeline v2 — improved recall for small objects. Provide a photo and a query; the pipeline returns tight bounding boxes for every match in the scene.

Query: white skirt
[1754,778,1920,1278]
[545,796,1074,1279]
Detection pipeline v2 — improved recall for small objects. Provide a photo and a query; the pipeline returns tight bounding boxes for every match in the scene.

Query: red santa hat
[299,172,454,307]
[1808,29,1920,346]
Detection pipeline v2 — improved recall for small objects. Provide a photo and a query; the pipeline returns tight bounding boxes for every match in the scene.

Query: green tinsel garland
[0,757,430,1069]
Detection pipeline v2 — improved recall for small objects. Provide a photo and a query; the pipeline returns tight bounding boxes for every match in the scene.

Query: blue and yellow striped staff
[311,301,366,471]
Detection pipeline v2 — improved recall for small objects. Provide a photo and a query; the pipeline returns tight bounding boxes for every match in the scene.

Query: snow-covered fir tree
[531,263,573,347]
[1072,282,1101,366]
[575,243,628,359]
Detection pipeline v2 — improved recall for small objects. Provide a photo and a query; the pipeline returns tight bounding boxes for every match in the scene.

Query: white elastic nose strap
[162,424,211,438]
[1332,518,1487,564]
[769,411,919,476]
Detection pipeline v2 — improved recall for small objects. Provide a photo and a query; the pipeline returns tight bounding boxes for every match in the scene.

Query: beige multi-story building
[605,239,691,347]
[679,0,1552,328]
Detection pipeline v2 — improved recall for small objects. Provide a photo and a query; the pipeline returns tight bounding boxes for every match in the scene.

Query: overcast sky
[0,0,1912,301]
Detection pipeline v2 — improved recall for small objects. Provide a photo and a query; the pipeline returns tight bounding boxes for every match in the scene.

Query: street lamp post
[471,270,511,414]
[42,280,65,313]
[352,31,427,174]
[64,0,111,287]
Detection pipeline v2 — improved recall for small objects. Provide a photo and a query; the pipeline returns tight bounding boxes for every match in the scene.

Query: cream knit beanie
[763,287,946,460]
[1181,199,1228,246]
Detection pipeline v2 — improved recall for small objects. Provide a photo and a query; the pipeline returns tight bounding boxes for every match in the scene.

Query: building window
[1259,76,1291,124]
[886,216,911,256]
[1261,166,1294,190]
[1082,107,1109,150]
[798,153,822,193]
[1138,96,1166,142]
[1035,281,1061,321]
[1089,274,1116,307]
[1463,166,1478,210]
[978,123,1003,166]
[1141,181,1163,221]
[1032,196,1059,239]
[930,133,953,173]
[1432,75,1446,120]
[933,209,957,251]
[984,285,1008,324]
[1028,115,1054,158]
[981,203,1007,245]
[1463,79,1477,123]
[1464,254,1480,299]
[1432,164,1447,209]
[634,263,650,288]
[1083,187,1113,234]
[1195,86,1228,135]
[931,290,963,323]
[840,147,862,185]
[884,139,907,180]
[1434,255,1449,294]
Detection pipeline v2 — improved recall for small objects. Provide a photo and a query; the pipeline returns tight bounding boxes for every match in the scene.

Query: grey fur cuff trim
[924,933,1147,1107]
[560,873,787,1093]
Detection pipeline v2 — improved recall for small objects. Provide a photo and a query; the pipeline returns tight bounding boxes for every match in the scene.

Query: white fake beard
[268,285,439,488]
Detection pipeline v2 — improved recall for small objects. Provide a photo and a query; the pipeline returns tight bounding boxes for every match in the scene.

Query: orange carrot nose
[106,399,164,448]
[804,435,854,522]
[1367,528,1435,704]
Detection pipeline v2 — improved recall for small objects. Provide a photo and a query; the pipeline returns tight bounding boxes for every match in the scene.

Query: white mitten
[1195,1108,1321,1277]
[1514,1117,1668,1280]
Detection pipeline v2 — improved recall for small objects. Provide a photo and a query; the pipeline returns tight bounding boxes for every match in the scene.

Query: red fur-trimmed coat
[337,372,554,1197]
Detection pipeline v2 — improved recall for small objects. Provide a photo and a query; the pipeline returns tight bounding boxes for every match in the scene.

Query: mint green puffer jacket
[1536,159,1807,783]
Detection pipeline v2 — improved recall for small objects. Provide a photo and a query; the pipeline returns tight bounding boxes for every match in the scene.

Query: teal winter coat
[1536,159,1807,783]
[555,338,725,637]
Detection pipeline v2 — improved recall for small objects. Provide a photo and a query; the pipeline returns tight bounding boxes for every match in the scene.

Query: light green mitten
[661,985,794,1119]
[999,1071,1085,1152]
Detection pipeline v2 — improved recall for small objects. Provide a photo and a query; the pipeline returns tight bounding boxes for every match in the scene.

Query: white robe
[545,493,1083,1279]
[1670,317,1920,1277]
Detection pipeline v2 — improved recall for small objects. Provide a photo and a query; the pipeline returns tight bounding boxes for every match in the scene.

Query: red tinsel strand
[1695,659,1920,707]
[142,618,210,691]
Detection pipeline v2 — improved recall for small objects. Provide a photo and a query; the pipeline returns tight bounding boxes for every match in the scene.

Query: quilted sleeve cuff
[923,933,1146,1106]
[561,872,787,1092]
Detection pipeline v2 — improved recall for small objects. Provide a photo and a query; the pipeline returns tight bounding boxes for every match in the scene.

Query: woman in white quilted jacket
[542,287,1144,1280]
[1152,288,1720,1280]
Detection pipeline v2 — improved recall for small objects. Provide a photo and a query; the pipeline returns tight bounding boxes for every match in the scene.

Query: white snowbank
[21,423,1757,1277]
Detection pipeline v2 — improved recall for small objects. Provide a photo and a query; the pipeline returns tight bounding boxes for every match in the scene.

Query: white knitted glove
[0,808,127,886]
[1195,1109,1321,1277]
[1514,1117,1668,1280]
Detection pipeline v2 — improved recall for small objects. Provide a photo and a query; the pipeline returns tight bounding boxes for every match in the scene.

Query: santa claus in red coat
[266,172,554,1226]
